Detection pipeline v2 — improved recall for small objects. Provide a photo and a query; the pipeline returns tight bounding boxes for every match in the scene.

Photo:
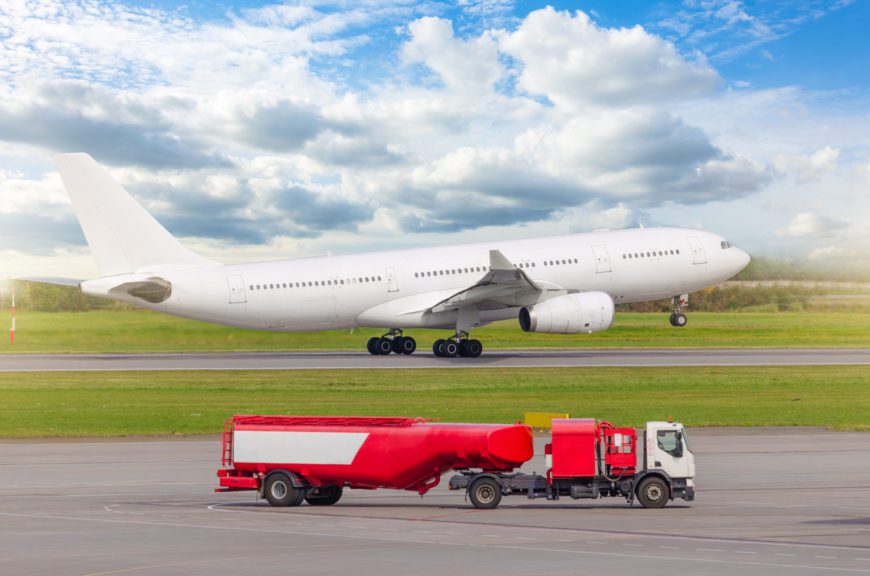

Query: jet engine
[519,292,615,334]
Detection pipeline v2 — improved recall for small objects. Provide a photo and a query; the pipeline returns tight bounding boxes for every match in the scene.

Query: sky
[0,0,868,281]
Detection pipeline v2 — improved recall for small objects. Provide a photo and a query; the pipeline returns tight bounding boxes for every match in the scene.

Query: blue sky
[0,0,868,279]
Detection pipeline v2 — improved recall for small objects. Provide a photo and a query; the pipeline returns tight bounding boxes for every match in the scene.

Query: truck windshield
[657,430,683,457]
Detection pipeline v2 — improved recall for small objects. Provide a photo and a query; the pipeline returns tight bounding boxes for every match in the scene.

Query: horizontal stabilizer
[16,277,84,287]
[108,277,172,304]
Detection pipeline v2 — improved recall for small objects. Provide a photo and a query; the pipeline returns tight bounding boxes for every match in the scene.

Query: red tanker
[216,415,533,506]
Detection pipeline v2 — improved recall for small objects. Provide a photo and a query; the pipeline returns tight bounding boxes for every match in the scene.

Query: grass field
[1,366,867,437]
[1,309,869,353]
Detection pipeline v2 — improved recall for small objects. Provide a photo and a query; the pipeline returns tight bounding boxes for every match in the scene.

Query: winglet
[489,249,515,271]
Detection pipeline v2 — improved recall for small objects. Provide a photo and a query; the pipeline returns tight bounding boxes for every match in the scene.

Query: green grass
[1,309,868,353]
[1,367,867,437]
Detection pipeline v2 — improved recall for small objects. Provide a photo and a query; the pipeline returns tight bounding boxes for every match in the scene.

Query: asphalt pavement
[1,428,868,575]
[1,347,868,371]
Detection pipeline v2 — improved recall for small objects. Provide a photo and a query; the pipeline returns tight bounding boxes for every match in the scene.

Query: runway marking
[4,510,870,573]
[206,501,870,555]
[468,543,870,573]
[5,361,869,373]
[3,348,868,372]
[81,560,211,576]
[659,545,679,550]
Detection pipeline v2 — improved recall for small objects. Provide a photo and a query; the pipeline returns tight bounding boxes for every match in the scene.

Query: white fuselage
[82,227,750,333]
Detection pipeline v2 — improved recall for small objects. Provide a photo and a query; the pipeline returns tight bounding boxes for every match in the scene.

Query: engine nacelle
[519,292,615,334]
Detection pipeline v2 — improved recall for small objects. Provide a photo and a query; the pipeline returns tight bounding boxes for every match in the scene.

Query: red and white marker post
[9,283,15,345]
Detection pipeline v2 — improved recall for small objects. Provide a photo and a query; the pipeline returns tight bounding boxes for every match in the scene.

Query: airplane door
[687,237,707,265]
[227,275,247,304]
[592,245,612,273]
[386,268,399,293]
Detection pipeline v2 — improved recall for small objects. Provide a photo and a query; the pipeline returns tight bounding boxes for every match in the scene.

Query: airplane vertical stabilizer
[56,153,213,276]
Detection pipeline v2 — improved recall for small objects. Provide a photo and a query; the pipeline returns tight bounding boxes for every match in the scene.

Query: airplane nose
[737,248,751,271]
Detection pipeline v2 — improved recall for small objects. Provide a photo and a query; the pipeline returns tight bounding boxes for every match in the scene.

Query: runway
[1,429,868,575]
[1,347,869,371]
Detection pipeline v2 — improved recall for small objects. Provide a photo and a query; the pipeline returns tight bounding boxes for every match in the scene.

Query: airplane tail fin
[56,153,213,277]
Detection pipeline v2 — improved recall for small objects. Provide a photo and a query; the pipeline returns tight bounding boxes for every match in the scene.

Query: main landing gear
[669,294,688,327]
[433,333,483,358]
[366,329,417,355]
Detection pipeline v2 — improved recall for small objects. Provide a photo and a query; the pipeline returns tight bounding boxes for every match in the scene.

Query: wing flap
[428,249,542,313]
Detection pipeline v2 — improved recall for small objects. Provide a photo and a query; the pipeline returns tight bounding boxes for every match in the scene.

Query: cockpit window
[720,240,733,249]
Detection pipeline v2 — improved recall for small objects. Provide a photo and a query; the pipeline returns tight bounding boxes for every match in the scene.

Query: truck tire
[469,477,502,509]
[264,474,304,507]
[305,485,343,506]
[636,477,669,509]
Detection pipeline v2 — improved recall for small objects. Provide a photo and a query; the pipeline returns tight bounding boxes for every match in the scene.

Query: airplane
[44,153,750,358]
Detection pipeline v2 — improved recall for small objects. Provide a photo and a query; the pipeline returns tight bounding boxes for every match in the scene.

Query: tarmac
[2,347,869,371]
[1,428,869,575]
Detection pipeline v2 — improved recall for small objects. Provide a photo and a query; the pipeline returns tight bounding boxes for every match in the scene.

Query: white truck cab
[638,421,695,506]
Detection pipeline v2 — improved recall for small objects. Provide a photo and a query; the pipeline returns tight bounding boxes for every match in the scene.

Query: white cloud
[774,146,840,183]
[402,17,503,97]
[777,212,847,238]
[500,7,720,108]
[0,0,864,278]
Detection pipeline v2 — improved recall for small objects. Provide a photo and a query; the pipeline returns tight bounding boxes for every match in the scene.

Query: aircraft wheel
[673,313,687,328]
[442,340,459,358]
[433,339,446,357]
[366,337,380,355]
[400,336,416,355]
[390,336,405,354]
[464,339,483,358]
[375,337,393,354]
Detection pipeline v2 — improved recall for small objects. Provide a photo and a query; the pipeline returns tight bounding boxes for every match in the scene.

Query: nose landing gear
[669,294,688,327]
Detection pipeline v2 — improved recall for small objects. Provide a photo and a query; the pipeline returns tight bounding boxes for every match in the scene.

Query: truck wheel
[264,474,303,507]
[469,477,502,509]
[305,485,343,506]
[636,477,669,509]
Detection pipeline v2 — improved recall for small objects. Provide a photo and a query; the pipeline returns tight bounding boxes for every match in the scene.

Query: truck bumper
[670,478,695,501]
[215,469,260,492]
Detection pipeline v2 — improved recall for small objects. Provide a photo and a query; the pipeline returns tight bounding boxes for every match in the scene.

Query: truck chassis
[449,470,695,509]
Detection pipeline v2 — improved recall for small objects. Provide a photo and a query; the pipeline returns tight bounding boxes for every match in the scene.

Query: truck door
[687,236,707,265]
[648,425,693,480]
[227,275,247,304]
[592,245,612,273]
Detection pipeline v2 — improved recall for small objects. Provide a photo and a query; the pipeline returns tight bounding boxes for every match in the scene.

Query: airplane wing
[426,250,545,313]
